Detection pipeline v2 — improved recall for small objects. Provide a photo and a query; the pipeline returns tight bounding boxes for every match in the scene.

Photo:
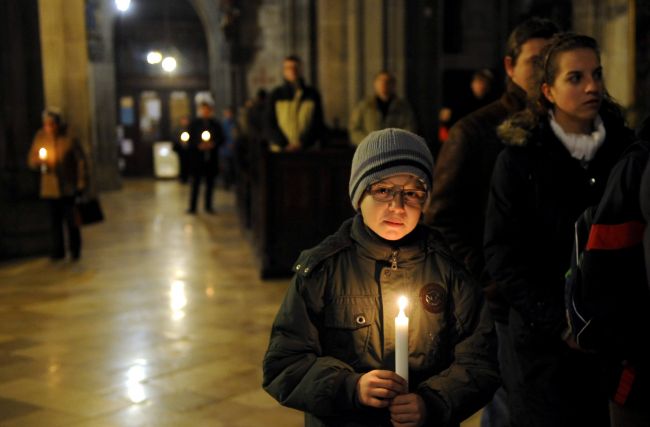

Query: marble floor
[0,179,481,427]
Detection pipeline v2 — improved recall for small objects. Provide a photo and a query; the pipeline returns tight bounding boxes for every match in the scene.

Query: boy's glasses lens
[368,186,426,207]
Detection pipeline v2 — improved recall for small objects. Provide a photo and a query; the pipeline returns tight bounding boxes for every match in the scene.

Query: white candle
[38,148,48,173]
[395,295,409,384]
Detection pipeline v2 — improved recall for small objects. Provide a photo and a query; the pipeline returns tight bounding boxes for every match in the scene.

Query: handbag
[76,197,104,225]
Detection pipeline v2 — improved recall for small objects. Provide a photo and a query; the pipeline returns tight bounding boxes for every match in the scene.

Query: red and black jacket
[575,140,650,407]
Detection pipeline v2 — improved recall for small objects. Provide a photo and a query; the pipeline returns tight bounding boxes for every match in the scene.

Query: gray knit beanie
[349,128,434,210]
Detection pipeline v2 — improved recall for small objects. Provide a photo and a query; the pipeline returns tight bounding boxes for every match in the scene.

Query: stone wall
[573,0,636,115]
[317,0,408,131]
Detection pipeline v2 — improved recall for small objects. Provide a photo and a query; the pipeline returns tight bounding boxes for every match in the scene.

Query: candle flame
[38,147,47,160]
[398,296,408,311]
[201,130,211,141]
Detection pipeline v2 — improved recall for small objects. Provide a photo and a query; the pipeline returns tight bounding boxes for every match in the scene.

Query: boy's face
[360,174,425,241]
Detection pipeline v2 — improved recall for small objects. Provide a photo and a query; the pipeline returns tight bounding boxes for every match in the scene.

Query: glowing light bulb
[115,0,130,12]
[180,131,190,142]
[161,56,177,72]
[201,131,211,141]
[38,147,47,161]
[146,51,162,64]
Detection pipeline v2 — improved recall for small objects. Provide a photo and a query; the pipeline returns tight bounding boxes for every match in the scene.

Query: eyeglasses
[367,183,428,207]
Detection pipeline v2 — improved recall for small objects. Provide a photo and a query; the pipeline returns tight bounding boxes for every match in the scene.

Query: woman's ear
[541,82,554,104]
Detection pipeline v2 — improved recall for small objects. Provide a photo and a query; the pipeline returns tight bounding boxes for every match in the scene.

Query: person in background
[266,55,325,152]
[173,115,191,184]
[246,89,268,141]
[567,136,650,427]
[439,69,497,136]
[424,17,560,427]
[263,128,499,427]
[484,32,635,427]
[349,71,417,146]
[187,100,224,214]
[28,108,87,261]
[220,106,237,190]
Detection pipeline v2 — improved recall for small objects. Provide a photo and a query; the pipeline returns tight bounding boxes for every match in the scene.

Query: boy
[263,129,498,426]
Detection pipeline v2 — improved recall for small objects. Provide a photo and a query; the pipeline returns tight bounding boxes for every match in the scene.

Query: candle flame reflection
[170,280,187,321]
[126,360,147,403]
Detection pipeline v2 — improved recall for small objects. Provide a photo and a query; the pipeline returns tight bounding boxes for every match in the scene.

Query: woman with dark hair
[28,108,87,260]
[484,33,635,427]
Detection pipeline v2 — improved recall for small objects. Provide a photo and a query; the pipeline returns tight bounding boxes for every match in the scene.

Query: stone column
[87,0,121,191]
[38,0,93,165]
[190,0,231,114]
[317,0,349,129]
[385,0,407,96]
[347,0,365,116]
[573,0,636,117]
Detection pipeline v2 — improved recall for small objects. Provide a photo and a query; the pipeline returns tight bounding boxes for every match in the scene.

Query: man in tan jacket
[349,71,417,146]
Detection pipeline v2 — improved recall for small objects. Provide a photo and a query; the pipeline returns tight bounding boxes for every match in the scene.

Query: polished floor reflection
[0,180,301,426]
[0,180,481,426]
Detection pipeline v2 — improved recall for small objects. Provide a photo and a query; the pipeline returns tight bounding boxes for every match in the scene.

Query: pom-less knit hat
[349,128,434,210]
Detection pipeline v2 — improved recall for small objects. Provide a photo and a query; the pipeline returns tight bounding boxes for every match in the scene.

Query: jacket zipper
[390,250,399,270]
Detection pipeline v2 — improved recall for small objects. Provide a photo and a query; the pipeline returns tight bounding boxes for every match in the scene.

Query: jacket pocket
[322,297,376,367]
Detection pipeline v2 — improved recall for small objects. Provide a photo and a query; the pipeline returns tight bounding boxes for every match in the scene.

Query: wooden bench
[243,141,355,278]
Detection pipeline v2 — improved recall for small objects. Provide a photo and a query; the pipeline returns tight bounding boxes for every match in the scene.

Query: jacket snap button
[356,315,366,325]
[304,267,310,273]
[589,177,596,186]
[295,264,301,270]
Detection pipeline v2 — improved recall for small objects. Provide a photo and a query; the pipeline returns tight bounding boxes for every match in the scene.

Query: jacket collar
[283,78,305,90]
[501,79,527,114]
[350,214,427,268]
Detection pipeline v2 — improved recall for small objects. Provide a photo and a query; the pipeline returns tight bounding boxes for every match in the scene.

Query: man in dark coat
[187,101,224,214]
[424,17,560,427]
[425,17,559,283]
[266,55,325,152]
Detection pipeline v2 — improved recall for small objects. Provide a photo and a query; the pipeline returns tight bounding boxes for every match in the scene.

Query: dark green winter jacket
[263,215,499,426]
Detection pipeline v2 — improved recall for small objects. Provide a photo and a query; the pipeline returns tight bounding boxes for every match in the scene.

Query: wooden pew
[248,144,355,278]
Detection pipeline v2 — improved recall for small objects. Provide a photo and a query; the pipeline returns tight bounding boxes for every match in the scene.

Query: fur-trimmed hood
[497,101,632,148]
[497,110,535,147]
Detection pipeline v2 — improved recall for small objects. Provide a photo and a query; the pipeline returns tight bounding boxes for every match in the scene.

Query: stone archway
[188,0,233,113]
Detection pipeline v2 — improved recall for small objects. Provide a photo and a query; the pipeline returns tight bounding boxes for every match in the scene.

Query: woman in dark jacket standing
[484,33,634,427]
[28,108,87,260]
